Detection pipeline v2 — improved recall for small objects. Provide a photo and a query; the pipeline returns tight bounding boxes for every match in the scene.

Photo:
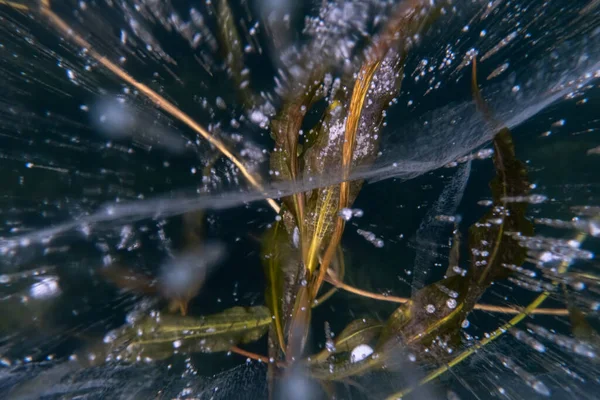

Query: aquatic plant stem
[0,0,26,10]
[325,272,568,316]
[230,345,285,367]
[313,247,346,307]
[311,59,381,300]
[33,0,280,214]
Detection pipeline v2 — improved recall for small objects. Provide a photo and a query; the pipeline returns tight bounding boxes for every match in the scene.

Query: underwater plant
[0,0,599,399]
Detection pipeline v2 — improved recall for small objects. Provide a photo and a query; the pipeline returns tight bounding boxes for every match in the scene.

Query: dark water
[0,0,599,399]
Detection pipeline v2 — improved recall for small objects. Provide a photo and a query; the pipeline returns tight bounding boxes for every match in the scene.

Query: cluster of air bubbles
[0,266,56,284]
[508,234,594,268]
[572,206,600,217]
[508,274,557,293]
[535,217,600,237]
[527,324,597,359]
[248,108,272,129]
[435,215,460,223]
[487,62,510,80]
[437,46,458,72]
[338,208,364,221]
[324,321,336,353]
[302,0,370,63]
[497,355,551,397]
[125,298,159,326]
[445,298,457,309]
[451,265,468,277]
[356,229,384,248]
[455,48,478,73]
[509,328,546,353]
[501,263,536,278]
[430,336,454,354]
[445,148,493,168]
[435,283,459,299]
[502,194,548,204]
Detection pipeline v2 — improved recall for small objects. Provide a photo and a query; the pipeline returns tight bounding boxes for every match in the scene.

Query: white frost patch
[350,344,373,363]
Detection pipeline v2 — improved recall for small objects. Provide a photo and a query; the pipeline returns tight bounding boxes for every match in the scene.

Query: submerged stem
[325,271,568,316]
[35,0,280,214]
[230,345,282,366]
[0,0,27,10]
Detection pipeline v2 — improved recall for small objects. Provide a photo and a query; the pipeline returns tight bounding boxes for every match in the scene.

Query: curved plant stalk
[312,0,445,299]
[305,185,339,276]
[23,0,280,213]
[230,345,280,365]
[314,246,346,307]
[262,220,297,353]
[311,61,380,298]
[285,284,311,362]
[324,272,568,315]
[0,0,26,10]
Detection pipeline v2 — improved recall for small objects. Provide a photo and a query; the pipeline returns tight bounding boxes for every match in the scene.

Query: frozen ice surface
[0,0,598,399]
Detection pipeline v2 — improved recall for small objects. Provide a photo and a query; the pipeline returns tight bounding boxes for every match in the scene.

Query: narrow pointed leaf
[286,285,312,362]
[217,0,255,107]
[311,318,383,362]
[262,219,300,352]
[103,306,271,362]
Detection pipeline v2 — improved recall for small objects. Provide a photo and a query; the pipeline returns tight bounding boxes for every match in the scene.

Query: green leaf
[308,351,383,381]
[286,285,312,362]
[217,0,255,108]
[464,127,534,300]
[446,223,462,277]
[375,275,466,358]
[103,306,271,362]
[376,302,412,350]
[311,318,383,363]
[334,319,383,353]
[262,219,301,353]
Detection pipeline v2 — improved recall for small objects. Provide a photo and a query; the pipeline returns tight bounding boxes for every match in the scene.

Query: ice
[0,0,598,398]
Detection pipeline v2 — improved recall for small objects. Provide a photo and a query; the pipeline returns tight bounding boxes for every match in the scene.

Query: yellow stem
[325,272,568,316]
[24,0,279,214]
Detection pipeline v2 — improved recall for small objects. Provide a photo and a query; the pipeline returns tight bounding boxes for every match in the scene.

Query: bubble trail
[497,355,551,397]
[36,0,280,213]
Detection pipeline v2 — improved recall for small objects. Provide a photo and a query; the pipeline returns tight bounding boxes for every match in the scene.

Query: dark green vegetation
[90,2,599,398]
